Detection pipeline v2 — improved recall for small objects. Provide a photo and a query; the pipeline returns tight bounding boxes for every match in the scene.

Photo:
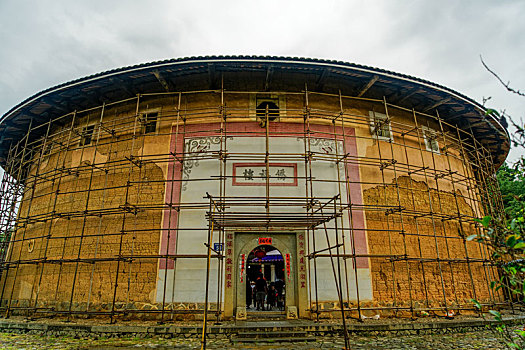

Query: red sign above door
[258,237,272,245]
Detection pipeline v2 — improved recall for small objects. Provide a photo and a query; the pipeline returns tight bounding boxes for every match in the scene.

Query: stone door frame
[232,231,305,320]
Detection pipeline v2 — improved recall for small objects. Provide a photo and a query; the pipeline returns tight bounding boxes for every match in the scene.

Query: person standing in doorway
[267,283,277,310]
[275,277,285,311]
[255,273,268,311]
[246,279,252,309]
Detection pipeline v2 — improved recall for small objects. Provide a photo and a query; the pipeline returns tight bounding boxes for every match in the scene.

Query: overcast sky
[0,0,523,166]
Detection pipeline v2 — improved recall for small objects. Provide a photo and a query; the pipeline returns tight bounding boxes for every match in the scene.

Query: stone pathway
[0,330,514,349]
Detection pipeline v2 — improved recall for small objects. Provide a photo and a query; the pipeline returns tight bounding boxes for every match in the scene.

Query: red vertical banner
[285,253,291,281]
[240,253,245,283]
[225,233,233,289]
[298,233,307,288]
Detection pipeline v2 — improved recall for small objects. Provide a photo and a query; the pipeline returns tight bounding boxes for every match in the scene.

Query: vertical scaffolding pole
[400,122,431,310]
[128,101,150,313]
[465,126,502,303]
[163,93,182,322]
[333,198,350,350]
[337,92,362,320]
[371,108,398,312]
[67,104,105,318]
[53,110,88,308]
[411,109,449,315]
[4,119,34,317]
[424,116,461,310]
[169,93,185,319]
[331,102,351,306]
[110,96,141,323]
[216,82,227,322]
[454,126,498,307]
[0,144,23,304]
[383,98,415,317]
[303,85,319,321]
[435,112,477,310]
[33,114,77,312]
[86,114,115,313]
[201,197,214,350]
[317,197,349,348]
[27,121,54,306]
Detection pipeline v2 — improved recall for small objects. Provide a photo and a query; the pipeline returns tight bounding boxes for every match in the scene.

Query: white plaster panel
[156,135,372,303]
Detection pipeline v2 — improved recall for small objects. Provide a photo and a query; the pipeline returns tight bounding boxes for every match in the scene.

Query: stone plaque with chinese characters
[232,163,297,186]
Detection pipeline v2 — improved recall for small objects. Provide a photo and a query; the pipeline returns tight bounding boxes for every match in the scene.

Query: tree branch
[480,55,525,97]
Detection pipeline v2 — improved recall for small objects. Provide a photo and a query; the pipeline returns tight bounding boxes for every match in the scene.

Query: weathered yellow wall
[1,92,500,317]
[363,176,492,307]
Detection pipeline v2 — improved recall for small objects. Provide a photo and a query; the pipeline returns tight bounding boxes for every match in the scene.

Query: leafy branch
[469,57,525,349]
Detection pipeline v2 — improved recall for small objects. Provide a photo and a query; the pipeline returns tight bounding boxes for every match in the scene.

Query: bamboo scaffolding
[0,88,511,344]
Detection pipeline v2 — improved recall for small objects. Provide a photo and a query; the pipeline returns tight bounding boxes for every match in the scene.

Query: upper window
[256,97,279,125]
[422,126,440,153]
[369,111,392,141]
[143,112,158,134]
[80,125,95,146]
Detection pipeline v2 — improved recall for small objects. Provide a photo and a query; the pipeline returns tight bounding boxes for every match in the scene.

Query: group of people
[246,274,285,311]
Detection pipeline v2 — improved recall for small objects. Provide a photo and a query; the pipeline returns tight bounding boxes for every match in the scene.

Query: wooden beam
[25,111,47,122]
[40,97,71,115]
[474,129,498,137]
[264,65,274,91]
[152,70,171,92]
[208,63,216,89]
[315,68,330,91]
[398,87,423,104]
[26,111,68,128]
[468,119,492,128]
[422,97,452,112]
[1,120,22,131]
[357,75,379,97]
[443,109,468,122]
[1,128,26,138]
[108,77,135,97]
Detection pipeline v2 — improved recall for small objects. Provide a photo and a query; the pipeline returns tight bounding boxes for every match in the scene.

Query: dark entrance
[245,245,286,312]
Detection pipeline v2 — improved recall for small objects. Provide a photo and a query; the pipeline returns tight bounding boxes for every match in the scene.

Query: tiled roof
[0,56,510,168]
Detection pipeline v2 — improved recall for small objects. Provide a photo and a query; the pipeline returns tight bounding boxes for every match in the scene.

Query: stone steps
[245,311,286,320]
[231,330,315,343]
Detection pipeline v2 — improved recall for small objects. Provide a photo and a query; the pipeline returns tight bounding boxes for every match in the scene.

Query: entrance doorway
[246,245,286,312]
[231,232,305,320]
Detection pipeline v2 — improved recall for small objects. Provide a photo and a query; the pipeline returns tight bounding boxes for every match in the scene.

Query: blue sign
[213,243,224,251]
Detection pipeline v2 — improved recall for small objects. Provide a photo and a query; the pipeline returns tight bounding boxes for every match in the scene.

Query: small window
[143,112,158,134]
[256,98,279,124]
[422,126,440,153]
[369,111,392,141]
[80,125,95,146]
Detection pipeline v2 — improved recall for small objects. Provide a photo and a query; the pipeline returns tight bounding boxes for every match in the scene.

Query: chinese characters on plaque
[233,163,297,186]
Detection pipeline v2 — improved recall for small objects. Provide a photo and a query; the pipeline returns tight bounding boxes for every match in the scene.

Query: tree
[469,57,525,349]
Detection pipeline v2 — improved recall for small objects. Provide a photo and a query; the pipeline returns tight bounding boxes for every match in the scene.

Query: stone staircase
[231,329,315,343]
[230,320,317,344]
[245,311,286,320]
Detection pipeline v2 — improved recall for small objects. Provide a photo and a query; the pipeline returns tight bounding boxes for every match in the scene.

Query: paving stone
[0,329,520,349]
[0,315,524,349]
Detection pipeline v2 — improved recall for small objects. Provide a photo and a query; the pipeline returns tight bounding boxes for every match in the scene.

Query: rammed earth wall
[0,89,502,320]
